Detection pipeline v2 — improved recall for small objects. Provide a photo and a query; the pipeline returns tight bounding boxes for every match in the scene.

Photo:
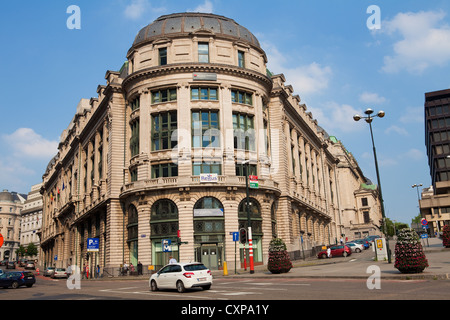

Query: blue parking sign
[87,238,100,252]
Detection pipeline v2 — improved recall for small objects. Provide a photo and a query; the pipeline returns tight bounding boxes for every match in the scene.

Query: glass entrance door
[201,245,219,270]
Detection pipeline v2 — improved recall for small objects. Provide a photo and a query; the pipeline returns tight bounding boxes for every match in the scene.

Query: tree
[394,228,428,274]
[442,225,450,248]
[26,243,38,257]
[267,238,292,274]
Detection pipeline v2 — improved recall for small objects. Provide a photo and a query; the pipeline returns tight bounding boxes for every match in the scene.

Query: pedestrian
[96,265,100,278]
[327,246,331,258]
[82,264,86,279]
[137,261,143,275]
[123,261,129,275]
[169,256,177,264]
[67,264,72,277]
[130,263,135,274]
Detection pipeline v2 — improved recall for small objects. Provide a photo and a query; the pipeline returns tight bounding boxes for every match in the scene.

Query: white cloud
[308,102,365,134]
[399,107,424,124]
[3,128,58,159]
[380,10,450,74]
[189,0,214,13]
[124,0,165,20]
[264,41,332,96]
[385,125,409,136]
[359,92,387,105]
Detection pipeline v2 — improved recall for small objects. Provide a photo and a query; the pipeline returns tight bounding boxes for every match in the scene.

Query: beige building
[0,190,26,261]
[40,13,381,275]
[20,183,43,261]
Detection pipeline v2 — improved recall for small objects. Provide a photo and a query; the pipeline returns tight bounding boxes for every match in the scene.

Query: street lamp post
[353,108,392,263]
[242,160,255,274]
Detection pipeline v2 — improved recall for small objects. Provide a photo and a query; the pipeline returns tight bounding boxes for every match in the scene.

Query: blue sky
[1,0,449,225]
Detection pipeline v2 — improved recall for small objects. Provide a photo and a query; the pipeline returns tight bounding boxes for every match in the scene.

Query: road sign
[421,233,428,239]
[162,239,172,252]
[422,224,429,229]
[249,175,259,189]
[0,233,3,249]
[87,238,100,252]
[232,232,239,242]
[421,219,428,226]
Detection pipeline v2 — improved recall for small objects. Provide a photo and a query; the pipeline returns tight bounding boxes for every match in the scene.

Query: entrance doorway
[201,244,219,270]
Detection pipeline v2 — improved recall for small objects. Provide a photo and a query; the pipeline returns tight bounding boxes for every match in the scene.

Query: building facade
[420,89,450,235]
[20,183,43,261]
[0,190,26,261]
[40,13,381,275]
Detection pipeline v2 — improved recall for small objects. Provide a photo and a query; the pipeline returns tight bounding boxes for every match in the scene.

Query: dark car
[0,271,36,289]
[317,245,352,259]
[6,261,15,269]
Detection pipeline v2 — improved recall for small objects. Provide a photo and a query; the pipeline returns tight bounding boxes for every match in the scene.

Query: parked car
[365,235,381,245]
[346,242,364,253]
[0,260,7,266]
[19,260,27,267]
[51,268,68,279]
[352,239,370,249]
[44,267,56,277]
[317,245,352,259]
[0,271,35,289]
[0,269,4,276]
[150,262,212,293]
[6,261,15,269]
[25,261,35,270]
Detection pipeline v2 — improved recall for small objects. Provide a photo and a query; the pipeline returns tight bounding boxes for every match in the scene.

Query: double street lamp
[353,108,391,263]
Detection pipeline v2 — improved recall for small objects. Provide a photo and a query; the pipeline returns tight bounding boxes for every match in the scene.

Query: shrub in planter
[394,228,428,274]
[442,225,450,248]
[267,238,292,274]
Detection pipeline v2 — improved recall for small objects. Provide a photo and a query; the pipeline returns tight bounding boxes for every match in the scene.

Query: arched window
[193,197,224,234]
[127,205,138,241]
[150,199,178,237]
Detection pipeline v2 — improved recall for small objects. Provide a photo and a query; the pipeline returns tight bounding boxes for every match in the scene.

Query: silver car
[51,268,68,279]
[44,267,56,277]
[346,242,364,253]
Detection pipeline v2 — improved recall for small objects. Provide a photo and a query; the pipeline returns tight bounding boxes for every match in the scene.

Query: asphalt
[29,237,450,282]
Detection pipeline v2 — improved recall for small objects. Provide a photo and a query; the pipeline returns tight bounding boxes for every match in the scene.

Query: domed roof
[133,13,261,50]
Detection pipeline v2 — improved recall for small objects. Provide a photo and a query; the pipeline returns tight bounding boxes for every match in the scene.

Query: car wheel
[356,248,361,253]
[26,284,33,288]
[11,281,19,289]
[203,285,211,290]
[342,252,348,257]
[321,253,327,259]
[150,280,158,292]
[176,280,186,293]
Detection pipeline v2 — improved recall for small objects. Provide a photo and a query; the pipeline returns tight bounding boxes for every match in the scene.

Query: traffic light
[177,230,181,245]
[240,228,247,244]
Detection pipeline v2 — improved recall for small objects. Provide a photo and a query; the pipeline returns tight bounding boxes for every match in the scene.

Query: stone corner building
[40,13,381,275]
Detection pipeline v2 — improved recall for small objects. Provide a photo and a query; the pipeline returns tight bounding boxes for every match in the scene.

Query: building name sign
[193,73,217,81]
[200,173,218,183]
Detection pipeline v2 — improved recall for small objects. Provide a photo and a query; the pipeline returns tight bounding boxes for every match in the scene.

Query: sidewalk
[213,237,450,280]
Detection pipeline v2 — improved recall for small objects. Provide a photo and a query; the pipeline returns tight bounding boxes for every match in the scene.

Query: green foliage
[442,225,450,248]
[267,238,292,274]
[394,228,428,274]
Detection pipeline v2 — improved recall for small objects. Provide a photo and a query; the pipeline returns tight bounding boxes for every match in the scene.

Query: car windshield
[184,264,207,271]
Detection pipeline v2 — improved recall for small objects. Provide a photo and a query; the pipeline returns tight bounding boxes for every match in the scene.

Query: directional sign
[249,175,259,189]
[232,232,239,242]
[0,233,3,249]
[421,233,428,239]
[87,238,100,252]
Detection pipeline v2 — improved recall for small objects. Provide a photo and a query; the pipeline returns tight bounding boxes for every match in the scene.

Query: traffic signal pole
[245,165,255,274]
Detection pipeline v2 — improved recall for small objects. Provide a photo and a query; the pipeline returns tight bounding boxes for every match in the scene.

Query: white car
[150,262,212,293]
[346,242,364,253]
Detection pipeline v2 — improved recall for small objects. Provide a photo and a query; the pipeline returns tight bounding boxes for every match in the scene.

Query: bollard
[223,261,228,276]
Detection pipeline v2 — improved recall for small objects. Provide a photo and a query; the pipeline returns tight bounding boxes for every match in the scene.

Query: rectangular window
[361,198,368,207]
[152,88,177,104]
[130,120,140,157]
[192,161,222,175]
[130,168,138,182]
[233,113,255,151]
[130,97,140,111]
[238,51,245,68]
[191,87,218,101]
[231,89,253,105]
[198,42,209,63]
[235,162,257,176]
[151,163,178,178]
[192,111,220,148]
[152,112,177,151]
[159,48,167,66]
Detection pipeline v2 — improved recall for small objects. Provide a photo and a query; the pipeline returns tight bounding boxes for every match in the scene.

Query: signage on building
[200,173,218,183]
[0,233,3,249]
[163,239,172,252]
[87,238,100,252]
[193,73,217,81]
[194,208,224,217]
[249,175,259,189]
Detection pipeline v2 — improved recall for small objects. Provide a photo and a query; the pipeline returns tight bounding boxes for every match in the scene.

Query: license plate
[197,277,206,282]
[27,277,33,279]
